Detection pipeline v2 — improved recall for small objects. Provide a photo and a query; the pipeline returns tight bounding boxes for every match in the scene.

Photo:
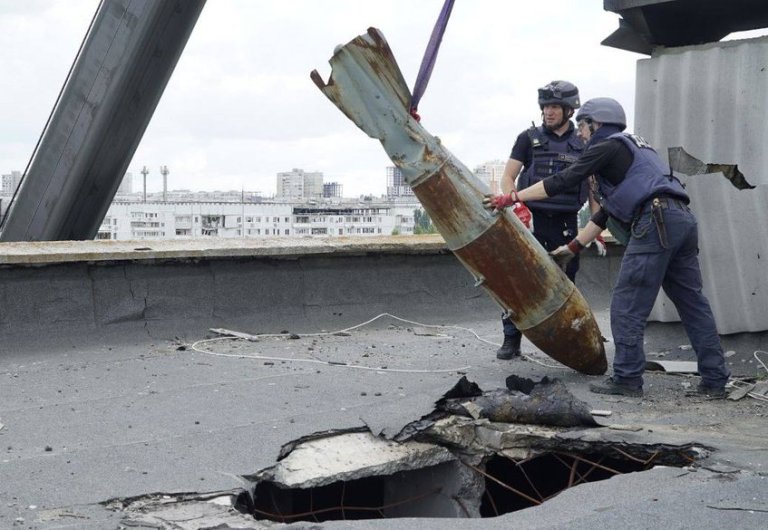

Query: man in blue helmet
[485,97,730,398]
[492,80,599,360]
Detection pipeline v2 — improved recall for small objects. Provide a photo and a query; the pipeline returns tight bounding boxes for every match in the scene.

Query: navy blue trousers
[502,210,578,338]
[611,201,730,389]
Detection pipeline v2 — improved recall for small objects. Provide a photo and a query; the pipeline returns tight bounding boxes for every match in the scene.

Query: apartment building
[473,160,506,194]
[97,199,420,240]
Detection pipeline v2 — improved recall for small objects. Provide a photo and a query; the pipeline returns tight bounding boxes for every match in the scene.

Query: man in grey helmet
[485,97,730,398]
[491,80,599,360]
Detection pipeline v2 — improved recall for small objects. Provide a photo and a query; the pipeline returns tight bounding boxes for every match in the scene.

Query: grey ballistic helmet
[537,80,581,110]
[576,97,627,130]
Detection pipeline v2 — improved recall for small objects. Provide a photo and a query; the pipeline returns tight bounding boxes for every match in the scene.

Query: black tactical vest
[517,125,588,213]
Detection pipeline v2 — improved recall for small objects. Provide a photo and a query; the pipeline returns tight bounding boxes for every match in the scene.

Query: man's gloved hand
[482,191,519,213]
[550,238,585,270]
[512,202,532,230]
[592,234,607,257]
[482,191,532,229]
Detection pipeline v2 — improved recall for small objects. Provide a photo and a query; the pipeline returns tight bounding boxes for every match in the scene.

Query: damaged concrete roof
[1,240,766,528]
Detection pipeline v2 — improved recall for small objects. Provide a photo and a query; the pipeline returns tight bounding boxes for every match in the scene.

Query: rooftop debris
[249,432,456,489]
[108,374,711,526]
[311,28,606,375]
[394,376,598,443]
[645,360,700,374]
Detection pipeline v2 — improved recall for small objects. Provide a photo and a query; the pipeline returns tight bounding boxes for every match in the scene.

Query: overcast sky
[0,1,647,197]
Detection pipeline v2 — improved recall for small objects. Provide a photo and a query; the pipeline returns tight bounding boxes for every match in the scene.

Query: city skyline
[0,1,641,198]
[2,160,505,199]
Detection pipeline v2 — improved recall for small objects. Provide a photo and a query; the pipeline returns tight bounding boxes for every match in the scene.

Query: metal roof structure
[603,0,768,54]
[0,0,205,242]
[635,35,768,333]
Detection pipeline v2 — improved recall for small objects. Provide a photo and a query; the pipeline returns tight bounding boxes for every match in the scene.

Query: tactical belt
[640,195,688,212]
[651,196,689,210]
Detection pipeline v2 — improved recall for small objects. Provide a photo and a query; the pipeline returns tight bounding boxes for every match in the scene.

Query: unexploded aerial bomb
[311,28,606,375]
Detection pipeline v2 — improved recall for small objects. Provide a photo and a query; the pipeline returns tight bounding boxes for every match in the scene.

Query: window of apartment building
[246,217,253,223]
[255,217,261,222]
[285,229,289,235]
[311,227,327,235]
[96,232,111,240]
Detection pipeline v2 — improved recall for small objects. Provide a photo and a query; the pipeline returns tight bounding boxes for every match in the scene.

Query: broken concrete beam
[311,27,606,375]
[248,431,455,489]
[245,431,484,519]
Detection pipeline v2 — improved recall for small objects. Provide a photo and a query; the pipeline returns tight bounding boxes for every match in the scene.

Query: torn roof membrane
[667,146,755,189]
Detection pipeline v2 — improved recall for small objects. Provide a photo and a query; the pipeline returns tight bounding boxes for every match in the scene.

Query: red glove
[482,191,532,229]
[482,191,520,212]
[512,202,532,229]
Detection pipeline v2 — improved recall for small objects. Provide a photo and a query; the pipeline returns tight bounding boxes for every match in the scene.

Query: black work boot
[691,383,727,399]
[496,335,521,360]
[589,377,643,397]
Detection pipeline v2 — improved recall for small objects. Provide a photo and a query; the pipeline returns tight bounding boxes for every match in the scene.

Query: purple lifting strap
[410,0,455,117]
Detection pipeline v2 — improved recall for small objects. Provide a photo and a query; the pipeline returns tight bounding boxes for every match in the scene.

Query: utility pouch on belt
[651,198,669,249]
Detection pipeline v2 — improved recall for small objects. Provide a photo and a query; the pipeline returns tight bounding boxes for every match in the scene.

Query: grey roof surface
[0,240,766,529]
